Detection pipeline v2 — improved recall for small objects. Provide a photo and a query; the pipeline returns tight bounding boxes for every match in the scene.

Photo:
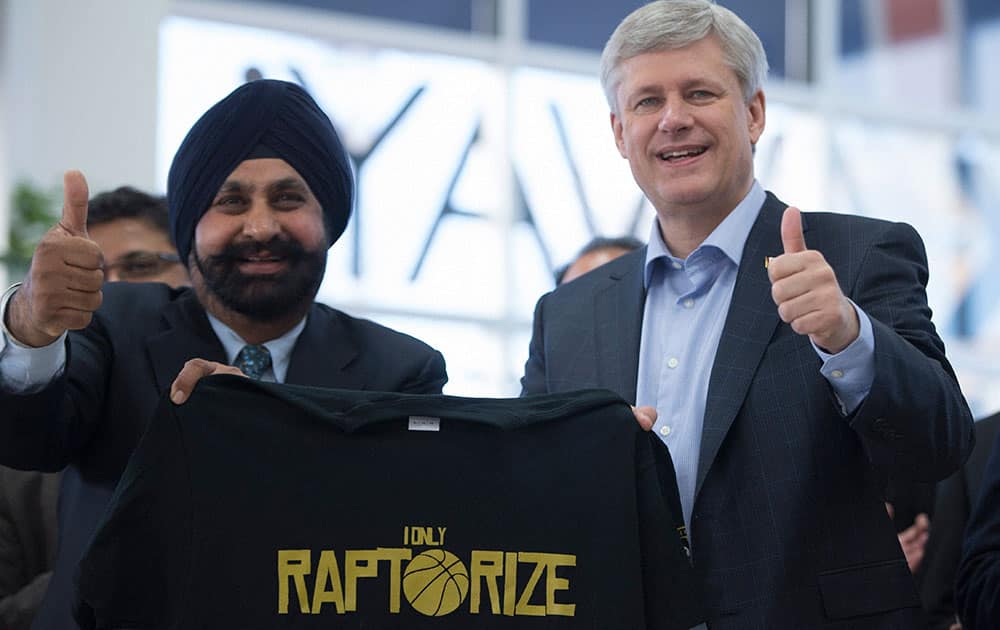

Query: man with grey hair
[521,1,973,627]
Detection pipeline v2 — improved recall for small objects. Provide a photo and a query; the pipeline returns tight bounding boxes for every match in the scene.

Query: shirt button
[683,298,695,309]
[667,357,679,369]
[831,369,844,378]
[660,425,672,437]
[671,261,683,270]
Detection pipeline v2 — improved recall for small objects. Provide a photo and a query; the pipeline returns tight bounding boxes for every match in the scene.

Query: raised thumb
[781,206,806,254]
[60,170,90,237]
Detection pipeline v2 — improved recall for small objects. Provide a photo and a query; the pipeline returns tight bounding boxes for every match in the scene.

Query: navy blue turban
[167,79,354,264]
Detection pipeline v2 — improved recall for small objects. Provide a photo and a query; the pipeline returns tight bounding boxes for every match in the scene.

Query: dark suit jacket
[0,468,60,630]
[522,192,974,628]
[0,283,447,630]
[955,414,1000,628]
[917,412,1000,629]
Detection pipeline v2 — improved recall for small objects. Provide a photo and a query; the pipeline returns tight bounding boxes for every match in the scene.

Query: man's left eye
[274,193,304,205]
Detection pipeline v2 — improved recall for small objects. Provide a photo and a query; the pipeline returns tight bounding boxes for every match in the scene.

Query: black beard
[192,237,326,322]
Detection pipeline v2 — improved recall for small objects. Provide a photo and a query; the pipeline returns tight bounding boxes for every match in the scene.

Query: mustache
[209,237,307,265]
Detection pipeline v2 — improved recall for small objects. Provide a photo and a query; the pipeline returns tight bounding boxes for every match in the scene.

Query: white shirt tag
[408,416,440,432]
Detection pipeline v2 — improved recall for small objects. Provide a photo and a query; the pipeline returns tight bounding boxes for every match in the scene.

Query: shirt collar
[206,313,308,383]
[644,180,766,288]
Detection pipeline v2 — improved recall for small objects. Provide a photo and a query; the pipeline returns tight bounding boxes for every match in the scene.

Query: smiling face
[611,35,765,228]
[190,158,328,323]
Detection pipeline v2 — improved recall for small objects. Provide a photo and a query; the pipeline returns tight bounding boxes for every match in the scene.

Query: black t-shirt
[75,376,704,629]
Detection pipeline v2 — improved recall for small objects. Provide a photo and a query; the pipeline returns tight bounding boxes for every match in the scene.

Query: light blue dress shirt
[635,181,875,538]
[206,313,305,383]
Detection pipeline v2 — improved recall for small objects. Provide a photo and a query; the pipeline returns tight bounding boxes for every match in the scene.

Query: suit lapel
[146,290,228,394]
[695,194,792,498]
[285,304,363,390]
[148,298,362,391]
[593,248,647,402]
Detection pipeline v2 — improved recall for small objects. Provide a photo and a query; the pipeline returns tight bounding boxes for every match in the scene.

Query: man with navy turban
[0,80,447,630]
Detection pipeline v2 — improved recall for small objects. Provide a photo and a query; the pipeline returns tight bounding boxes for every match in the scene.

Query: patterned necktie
[234,344,272,380]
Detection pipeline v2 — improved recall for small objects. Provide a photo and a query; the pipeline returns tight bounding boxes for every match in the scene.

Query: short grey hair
[599,0,769,112]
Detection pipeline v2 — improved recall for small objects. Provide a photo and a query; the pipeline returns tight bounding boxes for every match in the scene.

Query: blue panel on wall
[241,0,476,32]
[526,1,646,50]
[527,0,788,78]
[967,0,1000,25]
[840,0,867,56]
[720,0,787,78]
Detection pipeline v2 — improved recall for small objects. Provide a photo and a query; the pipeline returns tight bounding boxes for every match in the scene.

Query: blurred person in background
[945,411,1000,629]
[86,186,188,287]
[881,411,1000,629]
[555,235,643,285]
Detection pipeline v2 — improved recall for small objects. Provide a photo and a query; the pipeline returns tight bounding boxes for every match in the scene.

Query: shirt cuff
[0,283,67,393]
[811,300,875,415]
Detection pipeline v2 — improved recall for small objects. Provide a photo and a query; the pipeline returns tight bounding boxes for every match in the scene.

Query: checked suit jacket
[521,192,974,629]
[0,283,447,630]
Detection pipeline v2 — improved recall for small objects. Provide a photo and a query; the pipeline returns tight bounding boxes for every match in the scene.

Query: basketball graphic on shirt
[402,549,470,616]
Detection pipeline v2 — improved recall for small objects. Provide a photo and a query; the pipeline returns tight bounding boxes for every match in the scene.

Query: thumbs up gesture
[767,207,859,354]
[5,171,104,347]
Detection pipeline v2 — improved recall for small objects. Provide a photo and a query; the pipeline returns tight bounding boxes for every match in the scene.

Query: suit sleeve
[520,293,550,396]
[398,349,448,395]
[846,220,974,482]
[956,429,1000,629]
[0,314,112,471]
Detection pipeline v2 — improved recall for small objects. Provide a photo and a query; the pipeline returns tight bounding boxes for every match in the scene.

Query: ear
[611,111,627,158]
[747,89,766,145]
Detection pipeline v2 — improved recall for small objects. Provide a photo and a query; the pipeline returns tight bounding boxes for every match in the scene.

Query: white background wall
[1,0,168,198]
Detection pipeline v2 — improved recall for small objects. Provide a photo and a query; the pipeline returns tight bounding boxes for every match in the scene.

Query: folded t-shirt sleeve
[74,394,192,630]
